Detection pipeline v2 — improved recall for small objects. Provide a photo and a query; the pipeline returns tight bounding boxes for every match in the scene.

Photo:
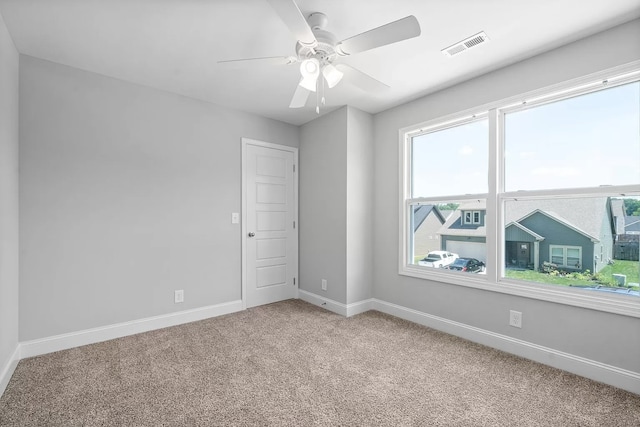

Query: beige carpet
[1,299,639,426]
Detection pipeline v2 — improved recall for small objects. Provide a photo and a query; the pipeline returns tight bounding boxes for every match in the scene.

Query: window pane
[551,247,564,265]
[410,199,487,273]
[567,248,581,268]
[503,195,640,298]
[504,82,640,191]
[412,119,488,198]
[551,247,564,257]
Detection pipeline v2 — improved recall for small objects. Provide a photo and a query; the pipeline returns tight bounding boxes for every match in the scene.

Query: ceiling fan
[219,0,421,112]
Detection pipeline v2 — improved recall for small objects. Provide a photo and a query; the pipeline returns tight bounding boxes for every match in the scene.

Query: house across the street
[422,198,617,272]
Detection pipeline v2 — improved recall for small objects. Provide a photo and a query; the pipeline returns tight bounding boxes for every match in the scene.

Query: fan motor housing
[296,13,338,65]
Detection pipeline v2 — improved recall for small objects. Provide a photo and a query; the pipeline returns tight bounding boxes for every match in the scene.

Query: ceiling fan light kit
[299,58,320,91]
[222,0,422,112]
[322,64,343,89]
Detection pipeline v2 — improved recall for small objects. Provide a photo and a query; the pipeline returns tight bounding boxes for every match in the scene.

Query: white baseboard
[0,345,20,397]
[298,290,373,317]
[372,299,640,395]
[20,300,243,359]
[299,290,347,316]
[346,298,374,317]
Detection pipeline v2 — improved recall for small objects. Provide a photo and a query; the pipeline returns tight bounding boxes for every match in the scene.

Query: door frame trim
[241,138,299,310]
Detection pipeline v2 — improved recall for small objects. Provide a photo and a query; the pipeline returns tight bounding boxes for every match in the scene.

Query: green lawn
[505,260,639,290]
[412,254,639,291]
[599,260,639,284]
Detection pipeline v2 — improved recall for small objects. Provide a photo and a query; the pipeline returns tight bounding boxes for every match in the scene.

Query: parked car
[446,257,485,273]
[418,251,459,268]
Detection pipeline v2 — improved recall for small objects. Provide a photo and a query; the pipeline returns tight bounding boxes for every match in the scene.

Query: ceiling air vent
[441,31,489,57]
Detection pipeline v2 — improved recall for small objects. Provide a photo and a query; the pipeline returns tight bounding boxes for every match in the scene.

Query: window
[401,66,640,316]
[404,116,488,270]
[504,81,640,192]
[463,210,482,225]
[473,211,481,224]
[549,245,582,269]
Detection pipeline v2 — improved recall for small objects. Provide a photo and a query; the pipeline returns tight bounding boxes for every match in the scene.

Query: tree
[623,199,640,216]
[437,203,460,211]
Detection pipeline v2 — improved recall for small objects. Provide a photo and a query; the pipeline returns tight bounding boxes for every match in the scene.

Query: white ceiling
[1,0,639,126]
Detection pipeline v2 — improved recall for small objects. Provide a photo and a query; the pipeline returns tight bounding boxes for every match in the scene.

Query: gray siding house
[436,198,616,272]
[437,202,487,262]
[412,205,447,258]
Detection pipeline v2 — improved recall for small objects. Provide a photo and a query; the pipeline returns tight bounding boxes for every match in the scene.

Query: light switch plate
[231,213,240,224]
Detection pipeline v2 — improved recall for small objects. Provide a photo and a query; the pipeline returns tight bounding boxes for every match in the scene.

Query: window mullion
[486,109,500,283]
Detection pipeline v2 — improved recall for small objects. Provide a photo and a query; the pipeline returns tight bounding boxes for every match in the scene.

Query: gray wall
[19,56,299,341]
[0,11,19,376]
[299,106,374,305]
[299,107,348,303]
[372,20,640,372]
[345,107,373,304]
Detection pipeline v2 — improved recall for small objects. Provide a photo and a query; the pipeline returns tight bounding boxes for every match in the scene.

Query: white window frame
[462,210,482,225]
[473,211,481,224]
[399,62,640,318]
[464,211,472,224]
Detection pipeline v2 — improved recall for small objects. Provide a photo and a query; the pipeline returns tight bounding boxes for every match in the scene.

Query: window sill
[400,265,640,318]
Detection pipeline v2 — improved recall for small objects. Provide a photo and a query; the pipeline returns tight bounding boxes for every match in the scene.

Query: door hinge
[293,277,296,286]
[293,221,296,229]
[293,164,296,172]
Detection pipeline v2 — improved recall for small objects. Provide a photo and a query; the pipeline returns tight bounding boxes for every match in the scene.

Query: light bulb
[322,64,344,89]
[299,58,320,92]
[302,59,318,75]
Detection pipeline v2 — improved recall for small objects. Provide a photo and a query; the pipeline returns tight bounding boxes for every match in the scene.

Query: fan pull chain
[321,74,326,106]
[315,78,320,114]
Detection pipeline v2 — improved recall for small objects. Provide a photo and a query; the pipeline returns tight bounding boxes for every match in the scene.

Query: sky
[411,81,640,198]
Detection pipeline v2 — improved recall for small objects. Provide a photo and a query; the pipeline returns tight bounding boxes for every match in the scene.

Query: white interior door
[243,139,298,308]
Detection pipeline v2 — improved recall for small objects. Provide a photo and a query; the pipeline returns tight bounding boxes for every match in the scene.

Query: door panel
[256,264,287,288]
[257,211,286,231]
[257,239,287,260]
[256,183,286,204]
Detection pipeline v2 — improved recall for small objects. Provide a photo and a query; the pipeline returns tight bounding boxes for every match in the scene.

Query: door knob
[248,232,255,237]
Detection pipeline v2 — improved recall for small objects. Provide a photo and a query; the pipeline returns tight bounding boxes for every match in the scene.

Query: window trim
[399,61,640,318]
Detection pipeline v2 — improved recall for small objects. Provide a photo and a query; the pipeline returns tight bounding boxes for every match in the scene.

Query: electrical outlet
[175,290,184,304]
[321,279,327,291]
[509,310,522,328]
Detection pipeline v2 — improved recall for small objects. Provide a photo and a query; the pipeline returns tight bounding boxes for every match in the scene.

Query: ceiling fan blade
[289,82,310,108]
[265,0,318,47]
[337,15,421,56]
[335,64,390,93]
[217,56,296,66]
